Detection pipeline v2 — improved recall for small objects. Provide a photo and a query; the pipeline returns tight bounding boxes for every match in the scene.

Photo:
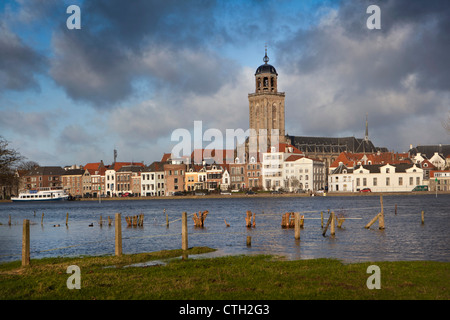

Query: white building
[429,152,446,170]
[328,163,354,192]
[105,168,116,197]
[141,162,165,196]
[335,163,424,192]
[221,167,230,191]
[262,143,306,191]
[284,155,325,192]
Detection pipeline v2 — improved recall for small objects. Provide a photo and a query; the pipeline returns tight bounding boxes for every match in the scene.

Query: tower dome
[255,50,278,75]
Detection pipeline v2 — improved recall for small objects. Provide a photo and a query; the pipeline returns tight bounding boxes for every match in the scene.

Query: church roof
[287,135,386,154]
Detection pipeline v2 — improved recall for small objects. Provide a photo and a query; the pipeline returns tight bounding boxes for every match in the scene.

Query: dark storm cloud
[49,0,241,107]
[0,22,47,93]
[275,0,450,150]
[278,0,450,92]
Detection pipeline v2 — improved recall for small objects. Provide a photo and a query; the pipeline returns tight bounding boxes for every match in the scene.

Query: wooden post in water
[246,236,252,247]
[66,213,69,227]
[365,212,381,229]
[41,213,44,226]
[182,212,188,251]
[22,219,30,267]
[330,211,335,236]
[165,209,169,228]
[322,211,333,236]
[294,212,301,240]
[421,210,424,224]
[115,213,122,256]
[395,204,397,215]
[320,211,323,228]
[108,216,111,226]
[379,195,385,230]
[8,215,11,226]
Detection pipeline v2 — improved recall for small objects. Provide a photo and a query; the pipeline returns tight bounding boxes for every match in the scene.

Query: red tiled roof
[161,153,171,162]
[330,152,412,168]
[285,155,304,162]
[111,162,144,171]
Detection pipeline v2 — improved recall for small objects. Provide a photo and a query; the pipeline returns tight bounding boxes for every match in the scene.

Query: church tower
[248,48,286,152]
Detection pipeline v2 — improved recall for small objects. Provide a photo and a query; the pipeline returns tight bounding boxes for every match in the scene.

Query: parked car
[121,192,130,197]
[360,188,371,192]
[245,190,255,195]
[173,191,185,196]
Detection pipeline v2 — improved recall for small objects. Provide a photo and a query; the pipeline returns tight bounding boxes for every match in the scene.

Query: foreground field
[0,247,448,300]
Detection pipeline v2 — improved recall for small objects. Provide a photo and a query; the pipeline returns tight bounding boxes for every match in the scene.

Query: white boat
[11,188,69,202]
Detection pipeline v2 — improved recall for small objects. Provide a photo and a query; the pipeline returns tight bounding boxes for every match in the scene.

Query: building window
[386,177,390,186]
[399,177,403,186]
[373,177,377,186]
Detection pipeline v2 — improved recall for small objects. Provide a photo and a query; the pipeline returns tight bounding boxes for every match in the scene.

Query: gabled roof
[330,163,353,175]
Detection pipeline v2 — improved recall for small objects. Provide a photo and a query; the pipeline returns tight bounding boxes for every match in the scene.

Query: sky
[0,0,449,167]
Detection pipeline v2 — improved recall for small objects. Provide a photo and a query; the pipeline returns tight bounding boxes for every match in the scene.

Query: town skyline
[1,0,449,167]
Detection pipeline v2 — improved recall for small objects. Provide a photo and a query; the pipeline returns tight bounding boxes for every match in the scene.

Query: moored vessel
[11,187,69,202]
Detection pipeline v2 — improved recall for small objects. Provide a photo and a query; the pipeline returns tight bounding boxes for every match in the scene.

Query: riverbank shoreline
[1,247,448,300]
[69,190,450,201]
[1,190,448,203]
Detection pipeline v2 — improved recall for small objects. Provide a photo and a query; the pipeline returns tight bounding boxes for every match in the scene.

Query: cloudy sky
[1,0,449,167]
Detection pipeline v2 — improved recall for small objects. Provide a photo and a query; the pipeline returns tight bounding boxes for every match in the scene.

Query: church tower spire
[248,47,286,154]
[364,112,369,142]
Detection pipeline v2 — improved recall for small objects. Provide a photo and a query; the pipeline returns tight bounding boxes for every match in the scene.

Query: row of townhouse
[19,146,448,197]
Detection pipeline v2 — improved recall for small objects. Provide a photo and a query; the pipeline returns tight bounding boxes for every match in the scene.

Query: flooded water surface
[0,194,449,263]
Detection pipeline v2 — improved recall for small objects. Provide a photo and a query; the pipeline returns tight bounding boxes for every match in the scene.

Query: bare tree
[0,136,24,199]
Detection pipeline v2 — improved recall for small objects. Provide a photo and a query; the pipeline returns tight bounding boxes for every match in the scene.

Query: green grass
[0,247,448,300]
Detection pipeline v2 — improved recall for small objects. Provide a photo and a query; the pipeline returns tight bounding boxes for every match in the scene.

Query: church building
[247,49,386,175]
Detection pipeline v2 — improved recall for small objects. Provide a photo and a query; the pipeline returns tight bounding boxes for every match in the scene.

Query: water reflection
[0,194,449,263]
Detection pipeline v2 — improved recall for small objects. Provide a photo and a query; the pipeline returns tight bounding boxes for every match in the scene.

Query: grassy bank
[0,248,448,300]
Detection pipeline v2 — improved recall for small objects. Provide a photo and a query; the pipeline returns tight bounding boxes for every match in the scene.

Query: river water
[0,194,449,263]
